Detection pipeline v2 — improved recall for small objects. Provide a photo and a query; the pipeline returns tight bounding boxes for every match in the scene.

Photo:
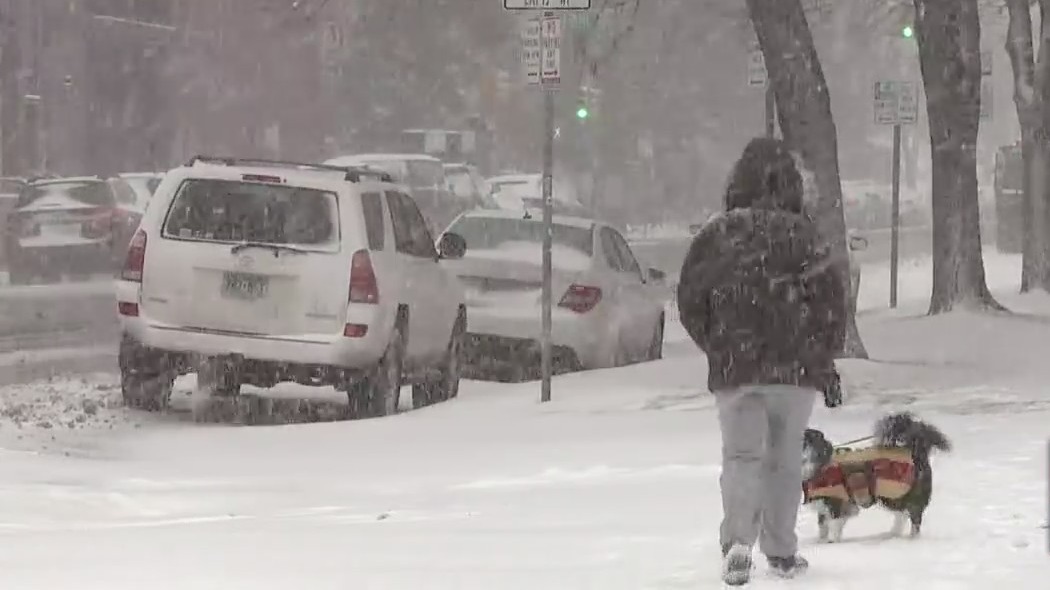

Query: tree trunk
[746,0,868,359]
[1005,0,1043,292]
[1036,0,1050,292]
[913,0,1005,313]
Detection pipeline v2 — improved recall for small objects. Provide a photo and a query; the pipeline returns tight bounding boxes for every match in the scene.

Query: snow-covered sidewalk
[0,253,1046,589]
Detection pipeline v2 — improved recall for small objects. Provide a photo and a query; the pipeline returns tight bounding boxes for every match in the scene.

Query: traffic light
[901,24,914,38]
[576,104,589,120]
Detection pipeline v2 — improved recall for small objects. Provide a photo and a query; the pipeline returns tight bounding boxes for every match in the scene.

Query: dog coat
[803,446,915,508]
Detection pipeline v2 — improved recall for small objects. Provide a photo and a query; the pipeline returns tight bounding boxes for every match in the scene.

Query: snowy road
[0,253,1046,588]
[0,280,117,384]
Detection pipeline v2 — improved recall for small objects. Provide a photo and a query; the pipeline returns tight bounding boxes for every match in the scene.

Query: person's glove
[822,369,843,408]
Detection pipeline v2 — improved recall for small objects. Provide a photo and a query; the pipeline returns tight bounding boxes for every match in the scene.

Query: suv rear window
[162,179,339,247]
[18,180,116,208]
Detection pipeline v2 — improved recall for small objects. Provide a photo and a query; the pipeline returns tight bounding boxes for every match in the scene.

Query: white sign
[504,0,591,9]
[748,49,767,87]
[897,81,918,124]
[874,80,918,125]
[540,14,561,85]
[520,16,541,85]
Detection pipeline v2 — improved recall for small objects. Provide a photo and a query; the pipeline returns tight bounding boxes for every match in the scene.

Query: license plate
[41,222,82,236]
[221,272,270,300]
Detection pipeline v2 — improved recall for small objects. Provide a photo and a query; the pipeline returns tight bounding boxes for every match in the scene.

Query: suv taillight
[121,229,147,282]
[558,284,602,314]
[348,249,379,304]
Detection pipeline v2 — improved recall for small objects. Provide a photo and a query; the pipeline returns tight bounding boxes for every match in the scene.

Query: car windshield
[18,180,115,208]
[405,160,445,188]
[446,215,593,256]
[109,178,139,205]
[446,169,476,199]
[126,176,162,198]
[162,178,338,247]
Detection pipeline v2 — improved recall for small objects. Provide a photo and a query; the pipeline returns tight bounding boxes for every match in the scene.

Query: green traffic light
[576,106,589,119]
[902,25,914,38]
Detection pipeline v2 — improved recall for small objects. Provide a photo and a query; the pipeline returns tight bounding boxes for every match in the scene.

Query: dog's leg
[826,517,847,543]
[890,511,908,537]
[908,508,923,538]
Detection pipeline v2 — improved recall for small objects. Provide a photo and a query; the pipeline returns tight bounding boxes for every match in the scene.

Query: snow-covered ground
[0,253,1046,589]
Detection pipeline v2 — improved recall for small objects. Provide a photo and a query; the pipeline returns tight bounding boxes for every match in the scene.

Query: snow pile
[0,373,147,453]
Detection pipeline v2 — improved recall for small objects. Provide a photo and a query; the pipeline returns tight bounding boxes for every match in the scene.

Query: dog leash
[834,435,873,449]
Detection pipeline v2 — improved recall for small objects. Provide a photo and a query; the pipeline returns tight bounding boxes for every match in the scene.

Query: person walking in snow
[676,137,847,585]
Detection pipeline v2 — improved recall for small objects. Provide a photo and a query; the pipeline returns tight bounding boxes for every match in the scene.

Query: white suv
[114,156,468,419]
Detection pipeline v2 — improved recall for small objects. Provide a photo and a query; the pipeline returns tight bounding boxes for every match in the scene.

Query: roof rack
[184,155,394,183]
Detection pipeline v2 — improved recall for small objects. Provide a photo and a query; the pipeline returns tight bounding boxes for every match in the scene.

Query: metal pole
[765,84,775,138]
[540,88,554,403]
[890,123,901,308]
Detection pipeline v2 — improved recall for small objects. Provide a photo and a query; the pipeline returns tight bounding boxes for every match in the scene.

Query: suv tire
[121,372,174,411]
[349,327,404,418]
[197,358,241,397]
[647,315,665,361]
[412,312,465,408]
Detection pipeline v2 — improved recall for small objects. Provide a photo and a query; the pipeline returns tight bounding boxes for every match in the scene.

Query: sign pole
[875,79,915,309]
[506,0,586,404]
[890,122,901,309]
[540,89,554,403]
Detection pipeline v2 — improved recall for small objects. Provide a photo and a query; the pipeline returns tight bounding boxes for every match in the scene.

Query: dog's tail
[873,412,952,457]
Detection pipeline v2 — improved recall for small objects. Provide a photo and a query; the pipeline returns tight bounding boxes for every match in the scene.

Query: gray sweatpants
[715,384,816,558]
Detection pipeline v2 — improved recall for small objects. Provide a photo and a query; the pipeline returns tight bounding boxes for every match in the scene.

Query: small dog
[801,412,951,543]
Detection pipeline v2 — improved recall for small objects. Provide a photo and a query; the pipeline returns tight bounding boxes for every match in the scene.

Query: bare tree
[1004,0,1044,291]
[913,0,1005,312]
[1003,0,1050,293]
[746,0,868,358]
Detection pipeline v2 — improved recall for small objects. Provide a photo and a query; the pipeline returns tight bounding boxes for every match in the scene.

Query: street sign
[504,0,591,9]
[520,15,541,85]
[874,80,917,125]
[748,48,767,87]
[540,14,562,86]
[897,81,918,124]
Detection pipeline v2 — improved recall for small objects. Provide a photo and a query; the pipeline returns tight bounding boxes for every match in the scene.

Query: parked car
[0,177,25,199]
[436,208,667,379]
[5,176,121,283]
[443,162,495,209]
[323,153,463,233]
[115,156,468,418]
[108,172,165,255]
[485,173,581,211]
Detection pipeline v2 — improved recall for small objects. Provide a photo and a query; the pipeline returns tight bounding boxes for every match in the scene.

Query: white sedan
[437,208,668,378]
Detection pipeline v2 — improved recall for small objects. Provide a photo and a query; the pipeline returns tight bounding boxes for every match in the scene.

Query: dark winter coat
[676,207,847,393]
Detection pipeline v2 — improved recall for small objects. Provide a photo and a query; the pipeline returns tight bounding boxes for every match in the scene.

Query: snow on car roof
[487,174,538,184]
[457,207,597,229]
[31,176,102,186]
[325,153,442,164]
[173,161,401,191]
[119,172,164,178]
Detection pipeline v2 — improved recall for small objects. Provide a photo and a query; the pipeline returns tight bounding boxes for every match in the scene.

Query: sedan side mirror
[848,235,869,252]
[647,267,666,283]
[437,232,467,260]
